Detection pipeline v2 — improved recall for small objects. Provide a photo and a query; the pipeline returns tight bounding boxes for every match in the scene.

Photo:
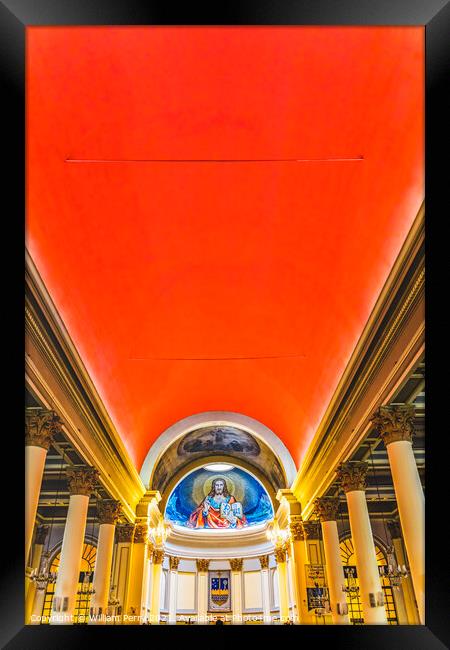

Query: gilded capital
[314,497,339,522]
[133,523,149,544]
[115,523,135,543]
[97,500,122,525]
[302,521,321,540]
[230,558,243,571]
[66,466,99,496]
[35,524,49,546]
[387,519,402,540]
[169,556,180,570]
[274,547,287,564]
[196,559,210,572]
[371,404,416,446]
[259,555,269,570]
[289,516,305,541]
[25,408,63,450]
[153,549,165,564]
[336,461,368,493]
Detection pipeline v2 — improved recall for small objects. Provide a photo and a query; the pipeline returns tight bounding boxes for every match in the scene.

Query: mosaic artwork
[165,466,274,529]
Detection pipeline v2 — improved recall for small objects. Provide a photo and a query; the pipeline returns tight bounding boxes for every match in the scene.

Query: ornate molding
[196,559,210,572]
[230,558,243,571]
[274,547,287,564]
[302,521,321,540]
[387,519,402,540]
[34,524,49,546]
[259,555,269,570]
[371,404,416,446]
[133,523,149,544]
[66,466,99,496]
[115,523,135,543]
[153,549,165,564]
[25,408,63,450]
[289,516,305,541]
[97,499,122,525]
[314,497,339,522]
[336,461,368,493]
[169,556,180,571]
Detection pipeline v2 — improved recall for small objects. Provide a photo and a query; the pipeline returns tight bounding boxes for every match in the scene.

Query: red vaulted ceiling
[27,27,424,472]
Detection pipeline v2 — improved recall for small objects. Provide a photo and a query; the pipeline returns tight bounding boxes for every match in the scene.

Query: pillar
[372,404,425,623]
[288,517,311,623]
[196,559,209,624]
[25,525,49,623]
[230,558,243,624]
[51,467,98,624]
[89,500,122,623]
[314,497,349,624]
[124,523,150,624]
[149,549,165,624]
[25,409,62,564]
[274,546,290,623]
[337,462,387,624]
[387,520,420,624]
[168,556,180,624]
[111,523,135,622]
[259,555,271,624]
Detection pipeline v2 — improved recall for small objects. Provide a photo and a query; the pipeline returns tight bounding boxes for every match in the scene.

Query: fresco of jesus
[187,478,248,529]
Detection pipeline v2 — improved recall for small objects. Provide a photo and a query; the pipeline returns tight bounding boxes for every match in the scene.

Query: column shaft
[391,537,420,624]
[150,561,163,624]
[290,539,311,623]
[125,541,149,623]
[25,446,47,564]
[168,569,178,623]
[387,440,425,623]
[321,520,349,624]
[231,570,243,624]
[51,494,90,623]
[276,559,290,622]
[346,490,387,624]
[260,568,271,623]
[197,571,209,624]
[90,523,115,622]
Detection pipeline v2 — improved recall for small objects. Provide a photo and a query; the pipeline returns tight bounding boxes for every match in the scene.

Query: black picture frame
[3,0,449,647]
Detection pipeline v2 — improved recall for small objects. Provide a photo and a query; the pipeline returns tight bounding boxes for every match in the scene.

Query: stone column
[51,467,99,624]
[314,497,349,624]
[125,524,150,624]
[259,555,271,624]
[337,462,387,624]
[387,520,420,624]
[30,576,50,625]
[89,500,122,623]
[25,525,49,623]
[149,549,165,624]
[25,409,62,564]
[111,523,135,623]
[372,404,425,623]
[196,559,210,624]
[274,546,290,623]
[230,558,243,624]
[168,556,180,624]
[288,517,311,623]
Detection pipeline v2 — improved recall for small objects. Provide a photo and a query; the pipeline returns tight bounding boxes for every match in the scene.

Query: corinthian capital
[371,404,416,445]
[196,559,210,572]
[336,461,368,493]
[115,523,135,543]
[274,547,287,564]
[169,556,180,570]
[302,521,321,540]
[289,516,305,541]
[97,500,122,525]
[314,497,339,522]
[66,466,99,496]
[259,555,269,570]
[230,558,243,571]
[153,549,165,564]
[25,408,63,450]
[133,523,149,544]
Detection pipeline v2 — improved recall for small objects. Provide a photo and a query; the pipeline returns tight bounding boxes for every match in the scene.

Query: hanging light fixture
[266,520,290,548]
[368,442,410,589]
[148,518,169,549]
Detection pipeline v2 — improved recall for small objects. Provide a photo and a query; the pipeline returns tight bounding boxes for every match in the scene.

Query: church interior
[25,26,424,625]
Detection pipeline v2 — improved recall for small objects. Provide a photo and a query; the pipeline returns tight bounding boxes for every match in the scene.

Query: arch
[139,411,297,488]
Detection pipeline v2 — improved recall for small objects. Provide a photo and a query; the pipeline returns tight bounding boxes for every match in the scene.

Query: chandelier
[148,519,169,548]
[379,546,409,587]
[29,552,57,589]
[266,521,290,548]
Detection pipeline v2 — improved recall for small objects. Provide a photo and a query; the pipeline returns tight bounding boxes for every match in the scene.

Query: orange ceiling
[26,27,423,472]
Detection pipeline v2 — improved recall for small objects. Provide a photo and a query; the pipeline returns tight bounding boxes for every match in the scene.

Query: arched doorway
[41,542,97,624]
[339,536,398,624]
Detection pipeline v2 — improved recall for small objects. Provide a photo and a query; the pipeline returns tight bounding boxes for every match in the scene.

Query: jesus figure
[187,478,247,529]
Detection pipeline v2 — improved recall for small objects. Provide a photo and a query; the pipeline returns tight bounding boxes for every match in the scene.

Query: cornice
[292,204,424,516]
